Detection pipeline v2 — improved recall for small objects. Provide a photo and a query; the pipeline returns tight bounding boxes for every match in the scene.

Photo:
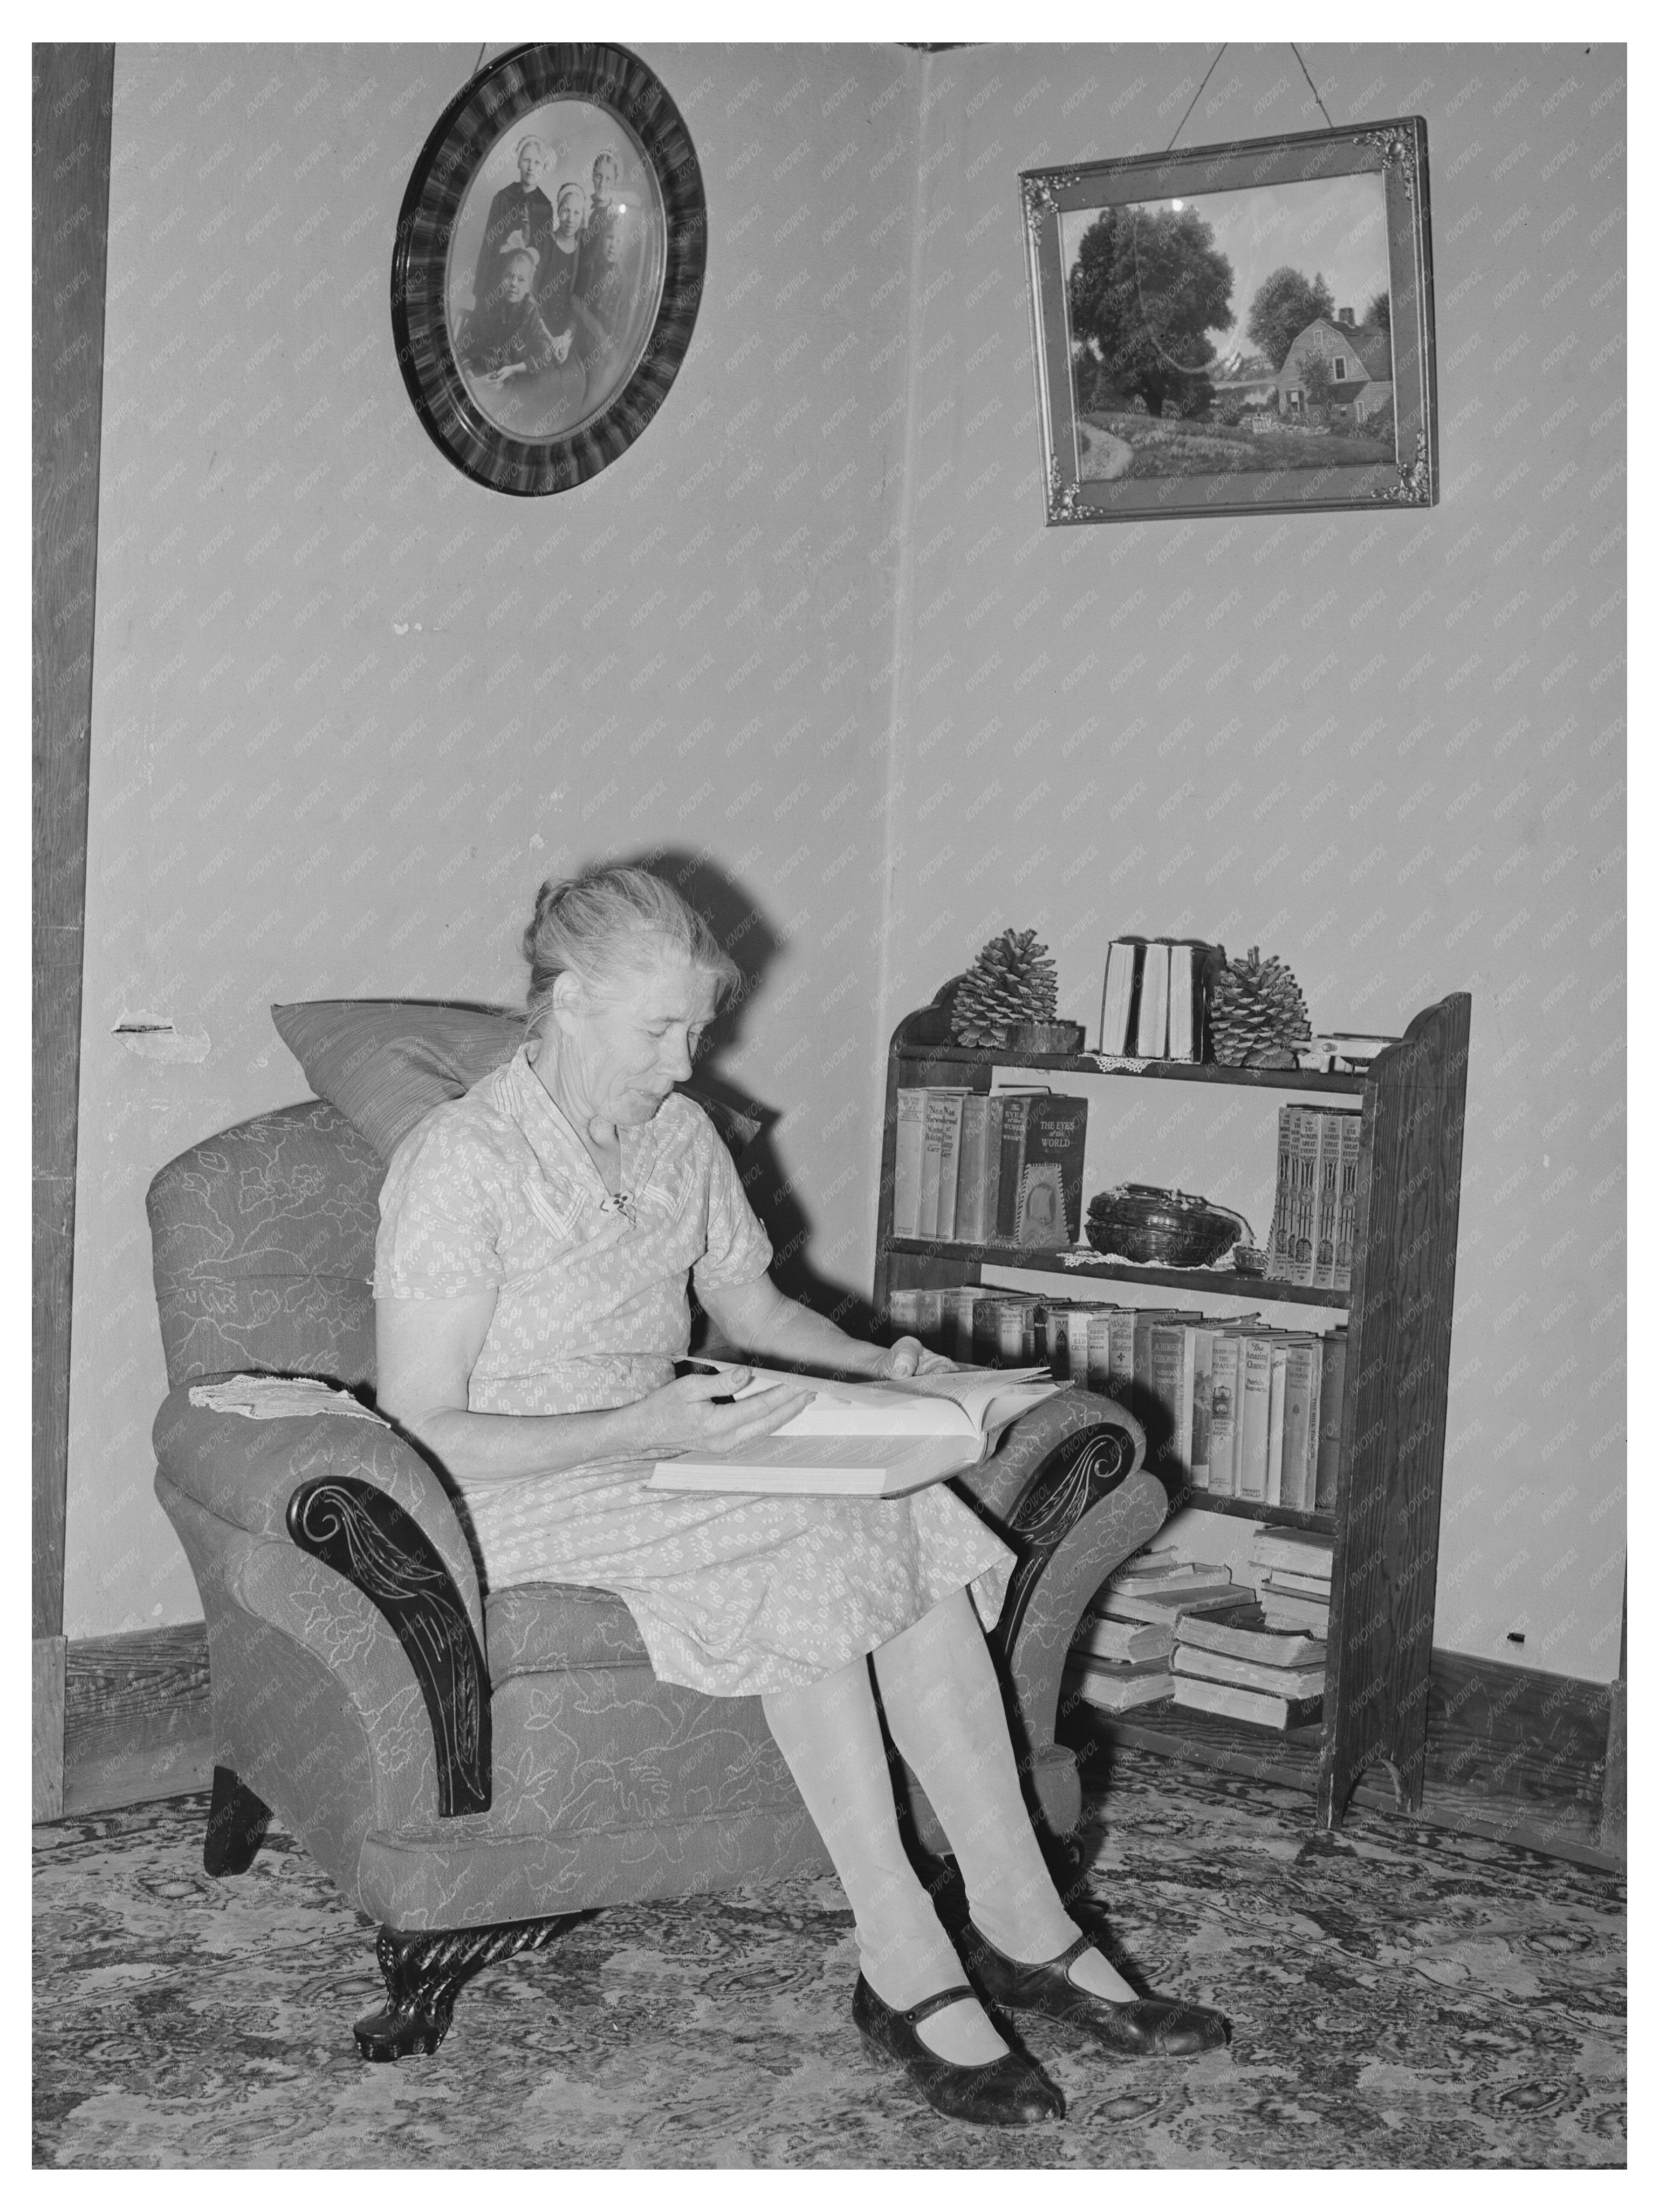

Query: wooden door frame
[33,43,115,1819]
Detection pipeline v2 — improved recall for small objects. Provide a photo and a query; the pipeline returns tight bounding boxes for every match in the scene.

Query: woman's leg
[870,1587,1138,2001]
[762,1653,1009,2064]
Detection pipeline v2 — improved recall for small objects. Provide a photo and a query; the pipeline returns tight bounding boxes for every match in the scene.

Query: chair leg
[202,1764,270,1877]
[354,1915,578,2061]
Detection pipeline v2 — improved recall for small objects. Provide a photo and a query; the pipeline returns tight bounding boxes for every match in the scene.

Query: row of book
[892,1087,1088,1248]
[1064,1530,1335,1731]
[889,1286,1056,1368]
[1098,936,1222,1060]
[884,1286,1346,1512]
[1266,1106,1360,1293]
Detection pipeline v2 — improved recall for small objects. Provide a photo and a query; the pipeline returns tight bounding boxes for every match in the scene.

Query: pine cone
[1209,946,1311,1067]
[950,928,1059,1048]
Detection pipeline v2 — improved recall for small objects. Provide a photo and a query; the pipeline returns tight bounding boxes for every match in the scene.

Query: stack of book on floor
[1249,1525,1334,1635]
[891,1086,1089,1250]
[1064,1554,1250,1714]
[1169,1604,1328,1732]
[1266,1104,1361,1292]
[1064,1612,1177,1714]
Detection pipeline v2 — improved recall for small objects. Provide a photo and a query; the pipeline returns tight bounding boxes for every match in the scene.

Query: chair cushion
[480,1583,810,1866]
[485,1582,651,1681]
[271,997,766,1165]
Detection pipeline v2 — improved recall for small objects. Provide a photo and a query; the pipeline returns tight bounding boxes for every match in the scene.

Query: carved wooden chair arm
[153,1377,492,1820]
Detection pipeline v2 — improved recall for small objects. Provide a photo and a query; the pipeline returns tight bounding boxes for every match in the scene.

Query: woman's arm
[375,1289,815,1486]
[698,1272,954,1381]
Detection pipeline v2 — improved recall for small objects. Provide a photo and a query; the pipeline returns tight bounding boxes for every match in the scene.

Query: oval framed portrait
[391,44,705,497]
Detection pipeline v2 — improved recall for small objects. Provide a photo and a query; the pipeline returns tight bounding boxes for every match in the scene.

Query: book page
[690,1359,1059,1440]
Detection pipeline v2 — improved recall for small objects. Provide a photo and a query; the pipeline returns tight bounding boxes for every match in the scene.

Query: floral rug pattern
[33,1748,1624,2168]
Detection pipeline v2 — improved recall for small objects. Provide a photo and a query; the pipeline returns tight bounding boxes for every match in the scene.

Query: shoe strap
[900,1983,979,2026]
[1050,1932,1098,1982]
[972,1923,1097,1978]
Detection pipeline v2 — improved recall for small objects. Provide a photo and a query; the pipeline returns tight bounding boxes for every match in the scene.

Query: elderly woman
[375,865,1225,2127]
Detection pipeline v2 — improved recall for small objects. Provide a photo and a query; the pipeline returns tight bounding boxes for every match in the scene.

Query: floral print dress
[374,1047,1013,1697]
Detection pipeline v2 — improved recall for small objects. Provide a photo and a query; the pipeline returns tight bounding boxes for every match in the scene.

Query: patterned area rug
[34,1747,1624,2168]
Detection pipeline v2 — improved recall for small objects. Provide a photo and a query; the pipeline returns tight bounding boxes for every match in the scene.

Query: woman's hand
[875,1335,957,1379]
[626,1367,816,1458]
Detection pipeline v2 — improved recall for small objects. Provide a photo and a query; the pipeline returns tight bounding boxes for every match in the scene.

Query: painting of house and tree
[1062,169,1397,482]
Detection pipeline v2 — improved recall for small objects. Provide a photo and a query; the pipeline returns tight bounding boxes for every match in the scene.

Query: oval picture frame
[391,43,706,497]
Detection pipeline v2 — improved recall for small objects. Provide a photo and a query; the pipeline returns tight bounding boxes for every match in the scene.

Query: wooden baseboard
[33,1636,66,1822]
[45,1624,1627,1876]
[60,1623,212,1817]
[1411,1650,1616,1865]
[1598,1676,1626,1859]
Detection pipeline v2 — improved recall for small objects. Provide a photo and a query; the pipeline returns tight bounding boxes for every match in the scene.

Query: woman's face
[556,188,586,238]
[553,951,720,1126]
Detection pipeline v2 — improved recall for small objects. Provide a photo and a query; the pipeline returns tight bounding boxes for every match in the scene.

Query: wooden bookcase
[873,983,1471,1831]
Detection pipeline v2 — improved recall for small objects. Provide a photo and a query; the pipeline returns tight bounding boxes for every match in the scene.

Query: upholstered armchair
[147,1026,1166,2061]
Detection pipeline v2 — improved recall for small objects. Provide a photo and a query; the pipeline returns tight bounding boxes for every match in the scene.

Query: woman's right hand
[626,1368,816,1458]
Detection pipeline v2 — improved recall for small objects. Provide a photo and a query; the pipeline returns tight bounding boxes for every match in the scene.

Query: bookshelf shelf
[883,1236,1350,1311]
[897,1042,1372,1095]
[1163,1489,1336,1536]
[1065,1699,1328,1798]
[874,978,1470,1833]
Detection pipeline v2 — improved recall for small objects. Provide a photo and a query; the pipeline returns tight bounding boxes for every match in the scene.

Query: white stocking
[871,1588,1138,2003]
[763,1652,1009,2063]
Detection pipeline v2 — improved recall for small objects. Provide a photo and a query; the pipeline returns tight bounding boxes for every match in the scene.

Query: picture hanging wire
[1164,45,1227,154]
[1131,42,1342,376]
[1290,46,1337,132]
[1164,42,1337,151]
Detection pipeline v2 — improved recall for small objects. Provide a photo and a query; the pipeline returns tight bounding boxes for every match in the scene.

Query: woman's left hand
[877,1335,957,1378]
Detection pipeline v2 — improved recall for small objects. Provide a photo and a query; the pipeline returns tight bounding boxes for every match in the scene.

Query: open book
[646,1361,1066,1498]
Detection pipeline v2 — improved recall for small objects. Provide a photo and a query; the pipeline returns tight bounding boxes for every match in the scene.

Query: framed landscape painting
[1021,118,1438,524]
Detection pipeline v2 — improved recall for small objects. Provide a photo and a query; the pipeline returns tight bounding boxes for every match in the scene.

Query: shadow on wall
[635,845,877,1345]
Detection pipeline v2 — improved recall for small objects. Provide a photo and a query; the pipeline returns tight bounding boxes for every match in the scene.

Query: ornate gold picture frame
[1021,118,1438,524]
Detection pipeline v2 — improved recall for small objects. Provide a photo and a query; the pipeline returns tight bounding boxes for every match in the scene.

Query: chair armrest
[284,1474,490,1817]
[151,1375,484,1645]
[957,1387,1147,1530]
[956,1386,1158,1666]
[153,1380,493,1824]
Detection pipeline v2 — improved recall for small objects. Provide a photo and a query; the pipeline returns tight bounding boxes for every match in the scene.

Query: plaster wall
[66,42,924,1634]
[878,43,1626,1681]
[64,42,1626,1684]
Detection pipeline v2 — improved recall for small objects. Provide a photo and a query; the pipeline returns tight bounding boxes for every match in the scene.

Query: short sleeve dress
[374,1045,1014,1697]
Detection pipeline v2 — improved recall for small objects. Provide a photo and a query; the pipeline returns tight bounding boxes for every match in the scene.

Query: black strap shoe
[851,1974,1065,2126]
[963,1926,1230,2057]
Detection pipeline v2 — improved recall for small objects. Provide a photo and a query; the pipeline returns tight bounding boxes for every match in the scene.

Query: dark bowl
[1084,1185,1243,1268]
